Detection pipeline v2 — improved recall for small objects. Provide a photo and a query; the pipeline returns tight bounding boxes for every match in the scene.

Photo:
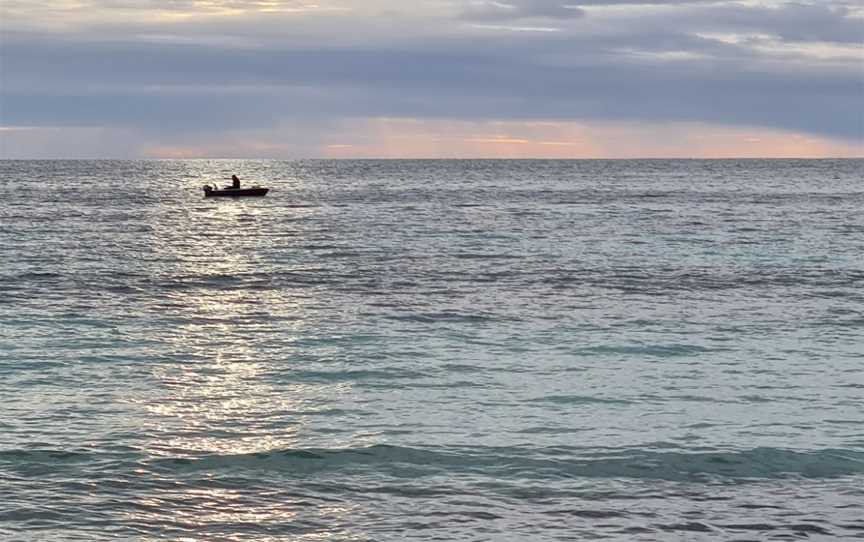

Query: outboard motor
[203,184,213,194]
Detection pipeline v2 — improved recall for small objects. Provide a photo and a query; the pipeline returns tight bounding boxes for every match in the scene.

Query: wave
[288,368,430,383]
[573,344,722,357]
[527,394,633,405]
[6,264,863,302]
[156,445,864,482]
[385,311,506,323]
[5,445,862,482]
[542,267,864,293]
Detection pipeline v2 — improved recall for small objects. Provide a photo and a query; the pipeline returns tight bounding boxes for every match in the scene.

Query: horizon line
[2,156,863,161]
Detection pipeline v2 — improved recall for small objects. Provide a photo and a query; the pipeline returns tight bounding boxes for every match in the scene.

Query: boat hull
[204,187,269,197]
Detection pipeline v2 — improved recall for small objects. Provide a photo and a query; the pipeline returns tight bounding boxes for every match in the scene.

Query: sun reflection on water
[117,164,376,539]
[136,177,325,457]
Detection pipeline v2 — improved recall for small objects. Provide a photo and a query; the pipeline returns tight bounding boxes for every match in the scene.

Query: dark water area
[1,159,862,541]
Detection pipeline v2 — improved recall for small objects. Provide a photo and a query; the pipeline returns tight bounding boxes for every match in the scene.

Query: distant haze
[1,0,862,158]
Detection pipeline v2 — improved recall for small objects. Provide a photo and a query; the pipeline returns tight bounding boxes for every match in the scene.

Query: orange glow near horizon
[317,119,864,159]
[2,119,860,159]
[136,118,863,159]
[135,119,862,160]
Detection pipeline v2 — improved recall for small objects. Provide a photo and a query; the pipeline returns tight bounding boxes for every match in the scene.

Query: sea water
[1,159,862,541]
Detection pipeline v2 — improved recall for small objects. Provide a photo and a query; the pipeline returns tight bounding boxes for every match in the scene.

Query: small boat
[203,185,270,198]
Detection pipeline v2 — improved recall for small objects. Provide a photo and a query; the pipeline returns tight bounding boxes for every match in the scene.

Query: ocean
[1,159,862,541]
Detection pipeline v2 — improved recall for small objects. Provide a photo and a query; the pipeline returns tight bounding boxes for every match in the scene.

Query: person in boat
[231,175,240,189]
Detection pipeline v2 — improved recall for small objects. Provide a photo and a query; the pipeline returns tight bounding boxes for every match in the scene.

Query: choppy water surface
[1,159,863,541]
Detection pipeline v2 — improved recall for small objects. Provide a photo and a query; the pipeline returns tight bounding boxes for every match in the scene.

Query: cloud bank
[1,0,861,157]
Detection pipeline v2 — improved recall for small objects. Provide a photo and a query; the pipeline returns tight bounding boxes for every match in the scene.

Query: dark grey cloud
[459,0,864,51]
[2,28,861,141]
[458,0,761,21]
[463,0,585,20]
[668,2,864,45]
[462,1,863,45]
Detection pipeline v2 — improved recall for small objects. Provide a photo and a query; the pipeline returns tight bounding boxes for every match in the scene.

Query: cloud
[463,0,585,20]
[3,24,860,138]
[656,2,864,45]
[4,118,860,158]
[459,0,732,22]
[0,126,141,158]
[317,118,864,158]
[2,0,330,16]
[0,0,861,157]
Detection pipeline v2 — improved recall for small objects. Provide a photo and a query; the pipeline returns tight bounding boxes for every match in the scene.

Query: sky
[0,0,862,158]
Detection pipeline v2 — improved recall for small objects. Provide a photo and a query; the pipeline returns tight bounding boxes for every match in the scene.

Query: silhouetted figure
[231,175,241,189]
